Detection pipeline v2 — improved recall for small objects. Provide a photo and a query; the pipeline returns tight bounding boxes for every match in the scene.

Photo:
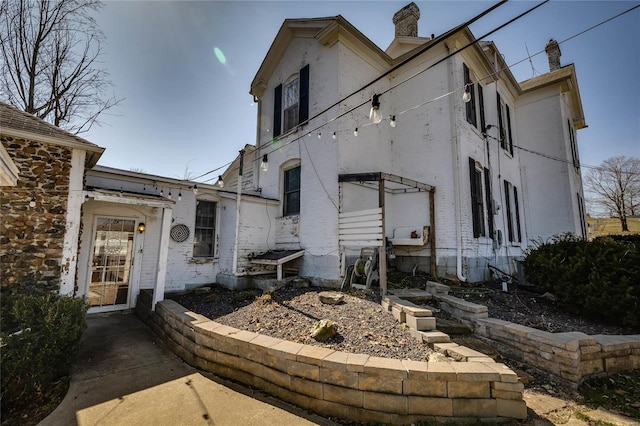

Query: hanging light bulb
[462,85,472,103]
[369,94,382,124]
[260,154,269,172]
[354,128,358,136]
[178,190,182,201]
[160,188,164,196]
[390,116,396,128]
[308,132,312,137]
[192,185,198,195]
[317,132,321,139]
[216,176,224,188]
[29,196,36,208]
[332,132,336,140]
[168,190,172,199]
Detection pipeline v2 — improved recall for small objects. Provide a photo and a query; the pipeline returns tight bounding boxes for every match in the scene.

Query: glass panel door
[89,218,135,309]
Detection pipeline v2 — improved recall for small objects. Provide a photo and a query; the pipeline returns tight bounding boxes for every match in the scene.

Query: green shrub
[523,233,639,328]
[1,293,88,419]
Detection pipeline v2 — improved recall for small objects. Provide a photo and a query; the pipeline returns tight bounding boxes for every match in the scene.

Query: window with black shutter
[463,64,477,128]
[469,157,485,237]
[478,84,486,133]
[504,180,514,242]
[273,65,309,137]
[484,167,493,238]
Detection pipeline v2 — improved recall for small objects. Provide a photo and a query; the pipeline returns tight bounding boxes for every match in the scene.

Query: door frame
[85,214,144,313]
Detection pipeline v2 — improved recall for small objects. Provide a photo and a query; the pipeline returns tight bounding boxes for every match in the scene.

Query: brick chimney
[393,2,420,37]
[545,39,561,71]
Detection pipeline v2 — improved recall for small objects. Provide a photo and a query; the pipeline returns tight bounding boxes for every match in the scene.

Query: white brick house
[216,3,587,288]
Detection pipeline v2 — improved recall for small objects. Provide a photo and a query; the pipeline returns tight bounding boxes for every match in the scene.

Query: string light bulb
[29,196,36,208]
[354,128,358,136]
[168,190,172,199]
[216,176,224,188]
[390,116,396,128]
[260,154,269,172]
[332,132,336,140]
[462,85,472,103]
[178,190,182,201]
[317,132,321,139]
[192,185,198,195]
[369,94,382,124]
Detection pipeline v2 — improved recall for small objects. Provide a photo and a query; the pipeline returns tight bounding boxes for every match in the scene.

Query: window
[484,167,494,238]
[463,64,477,128]
[478,84,486,133]
[568,120,580,172]
[503,180,522,243]
[497,93,514,155]
[577,192,587,238]
[469,157,485,238]
[274,65,309,136]
[283,166,301,216]
[193,200,216,257]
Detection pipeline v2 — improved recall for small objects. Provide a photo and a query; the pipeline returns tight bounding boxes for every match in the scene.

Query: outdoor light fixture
[192,185,198,195]
[216,176,224,188]
[332,132,336,140]
[29,196,36,208]
[138,223,146,233]
[390,116,396,128]
[178,190,182,201]
[462,85,472,103]
[369,94,382,124]
[354,128,358,136]
[317,132,321,139]
[261,154,269,172]
[167,190,172,199]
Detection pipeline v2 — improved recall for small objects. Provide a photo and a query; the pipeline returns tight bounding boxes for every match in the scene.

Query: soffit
[0,102,105,166]
[520,64,586,129]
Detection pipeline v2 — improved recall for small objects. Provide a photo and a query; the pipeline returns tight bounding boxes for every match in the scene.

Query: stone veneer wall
[136,290,527,424]
[436,294,640,389]
[0,137,72,293]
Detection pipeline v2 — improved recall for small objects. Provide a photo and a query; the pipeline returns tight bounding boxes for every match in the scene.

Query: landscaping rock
[311,319,337,341]
[318,291,344,305]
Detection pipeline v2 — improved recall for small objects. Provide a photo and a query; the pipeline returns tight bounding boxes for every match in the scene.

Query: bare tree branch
[584,156,640,231]
[0,0,121,134]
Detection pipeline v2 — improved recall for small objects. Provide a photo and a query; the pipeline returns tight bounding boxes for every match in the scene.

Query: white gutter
[447,50,467,282]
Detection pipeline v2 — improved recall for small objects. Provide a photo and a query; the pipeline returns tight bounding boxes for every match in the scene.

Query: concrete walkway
[40,312,335,426]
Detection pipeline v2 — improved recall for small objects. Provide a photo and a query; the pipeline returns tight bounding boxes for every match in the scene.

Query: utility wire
[191,2,638,183]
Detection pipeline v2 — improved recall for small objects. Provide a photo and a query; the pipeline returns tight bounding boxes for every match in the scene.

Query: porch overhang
[338,172,437,295]
[84,188,175,208]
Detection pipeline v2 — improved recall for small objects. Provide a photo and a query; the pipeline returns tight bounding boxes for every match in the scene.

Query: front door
[88,218,136,311]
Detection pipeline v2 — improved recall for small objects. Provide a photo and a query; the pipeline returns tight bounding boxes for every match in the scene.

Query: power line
[192,2,639,183]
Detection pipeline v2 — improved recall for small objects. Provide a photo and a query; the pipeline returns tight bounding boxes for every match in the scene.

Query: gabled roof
[250,16,392,98]
[520,64,586,129]
[0,102,104,166]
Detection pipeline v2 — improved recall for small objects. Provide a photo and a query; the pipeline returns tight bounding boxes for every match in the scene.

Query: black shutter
[273,84,282,137]
[478,84,486,133]
[484,167,493,238]
[514,185,521,242]
[299,64,309,124]
[506,104,513,155]
[470,157,480,238]
[497,92,504,149]
[504,180,514,242]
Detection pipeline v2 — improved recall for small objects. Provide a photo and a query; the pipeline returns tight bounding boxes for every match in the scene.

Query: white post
[152,207,173,310]
[60,149,85,296]
[232,149,245,276]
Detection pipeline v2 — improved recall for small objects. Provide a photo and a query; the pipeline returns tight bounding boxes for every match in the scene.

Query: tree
[0,0,120,134]
[584,156,640,232]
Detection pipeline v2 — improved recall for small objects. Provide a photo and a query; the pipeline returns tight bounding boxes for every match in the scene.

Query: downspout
[447,49,467,282]
[232,149,245,276]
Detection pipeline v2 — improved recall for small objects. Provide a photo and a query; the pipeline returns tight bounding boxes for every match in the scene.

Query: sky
[87,0,640,183]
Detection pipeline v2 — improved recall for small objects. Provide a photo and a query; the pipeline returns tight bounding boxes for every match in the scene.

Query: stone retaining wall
[436,293,640,388]
[136,291,527,424]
